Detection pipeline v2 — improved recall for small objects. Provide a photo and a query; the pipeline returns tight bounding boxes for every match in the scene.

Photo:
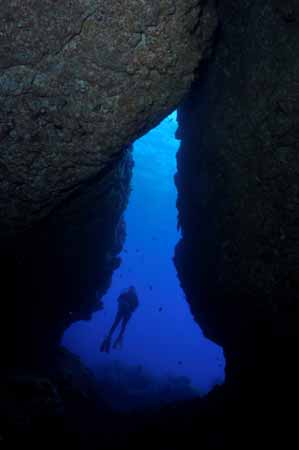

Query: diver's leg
[100,338,111,353]
[107,310,123,339]
[113,314,131,348]
[100,310,123,353]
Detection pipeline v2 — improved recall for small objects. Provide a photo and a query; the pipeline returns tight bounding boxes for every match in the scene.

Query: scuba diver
[100,286,139,353]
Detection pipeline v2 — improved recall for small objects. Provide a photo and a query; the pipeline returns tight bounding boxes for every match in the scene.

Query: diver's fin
[100,337,111,353]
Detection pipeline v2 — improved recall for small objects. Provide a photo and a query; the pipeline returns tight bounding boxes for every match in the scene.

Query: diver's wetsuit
[100,288,139,352]
[117,290,139,318]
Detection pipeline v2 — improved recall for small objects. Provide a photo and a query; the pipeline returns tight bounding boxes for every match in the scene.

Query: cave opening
[62,111,225,411]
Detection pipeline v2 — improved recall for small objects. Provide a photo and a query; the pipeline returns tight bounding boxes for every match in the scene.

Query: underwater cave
[0,0,299,448]
[62,111,225,411]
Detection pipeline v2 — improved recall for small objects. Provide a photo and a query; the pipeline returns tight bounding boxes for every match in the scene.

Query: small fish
[158,307,163,312]
[149,285,153,290]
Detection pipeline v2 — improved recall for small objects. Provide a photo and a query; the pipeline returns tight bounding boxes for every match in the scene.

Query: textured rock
[0,348,115,442]
[176,0,299,363]
[0,0,215,232]
[0,147,134,441]
[0,148,133,364]
[175,0,299,416]
[0,373,63,437]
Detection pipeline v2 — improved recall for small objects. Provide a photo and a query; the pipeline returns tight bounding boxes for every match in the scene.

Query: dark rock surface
[175,0,299,444]
[91,360,198,412]
[0,347,129,445]
[0,147,132,365]
[0,0,216,232]
[1,0,299,446]
[0,349,91,439]
[0,147,133,442]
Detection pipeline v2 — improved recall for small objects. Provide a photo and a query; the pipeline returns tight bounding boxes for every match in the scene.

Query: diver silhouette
[100,286,139,353]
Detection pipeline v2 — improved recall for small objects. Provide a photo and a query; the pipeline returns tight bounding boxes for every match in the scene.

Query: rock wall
[0,147,133,365]
[2,0,299,445]
[175,0,299,416]
[0,0,215,232]
[176,0,299,378]
[0,147,133,441]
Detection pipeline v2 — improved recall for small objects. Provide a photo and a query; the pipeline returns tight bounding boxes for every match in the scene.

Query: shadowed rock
[0,0,217,232]
[175,0,299,445]
[0,148,133,366]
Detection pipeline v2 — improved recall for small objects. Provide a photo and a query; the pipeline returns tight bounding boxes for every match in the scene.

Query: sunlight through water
[63,111,225,397]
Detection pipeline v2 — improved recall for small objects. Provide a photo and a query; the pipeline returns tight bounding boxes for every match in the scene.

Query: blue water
[63,112,225,400]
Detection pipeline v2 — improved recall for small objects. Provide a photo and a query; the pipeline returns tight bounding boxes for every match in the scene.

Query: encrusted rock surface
[0,0,216,232]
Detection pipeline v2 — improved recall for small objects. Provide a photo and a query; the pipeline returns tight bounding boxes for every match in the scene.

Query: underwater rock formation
[0,148,132,365]
[0,348,95,440]
[0,148,133,440]
[92,361,197,412]
[175,0,299,443]
[0,0,216,232]
[1,0,299,446]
